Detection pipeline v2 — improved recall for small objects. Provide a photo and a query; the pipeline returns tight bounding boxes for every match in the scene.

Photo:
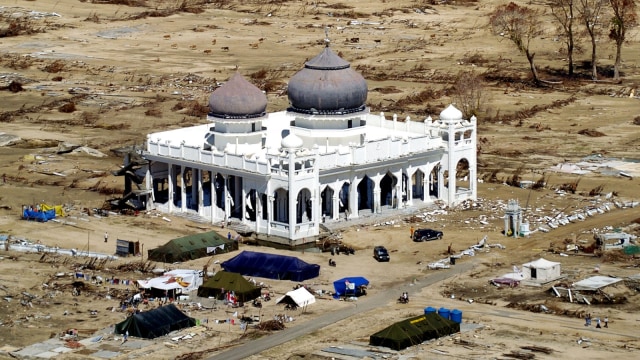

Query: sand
[1,1,640,359]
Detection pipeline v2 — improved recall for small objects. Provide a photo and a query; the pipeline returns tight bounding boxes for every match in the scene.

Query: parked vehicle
[413,228,443,242]
[373,246,390,262]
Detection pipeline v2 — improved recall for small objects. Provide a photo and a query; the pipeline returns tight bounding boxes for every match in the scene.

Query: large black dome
[287,47,367,114]
[208,73,267,119]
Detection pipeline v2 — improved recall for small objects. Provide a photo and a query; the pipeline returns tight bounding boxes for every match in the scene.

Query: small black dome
[208,73,267,119]
[288,47,367,114]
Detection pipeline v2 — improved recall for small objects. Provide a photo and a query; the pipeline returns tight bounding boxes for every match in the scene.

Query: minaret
[439,105,463,205]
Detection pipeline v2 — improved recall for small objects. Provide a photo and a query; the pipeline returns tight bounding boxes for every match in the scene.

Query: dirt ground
[1,1,640,359]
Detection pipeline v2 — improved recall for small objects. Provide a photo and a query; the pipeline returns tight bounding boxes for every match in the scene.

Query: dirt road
[208,261,476,360]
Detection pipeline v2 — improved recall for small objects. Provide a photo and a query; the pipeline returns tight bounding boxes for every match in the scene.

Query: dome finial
[324,26,330,47]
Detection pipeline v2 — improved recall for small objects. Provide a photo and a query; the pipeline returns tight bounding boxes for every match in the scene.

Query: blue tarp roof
[333,276,369,297]
[221,251,320,282]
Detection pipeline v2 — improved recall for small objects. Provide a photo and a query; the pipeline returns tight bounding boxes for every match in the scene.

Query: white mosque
[140,43,477,246]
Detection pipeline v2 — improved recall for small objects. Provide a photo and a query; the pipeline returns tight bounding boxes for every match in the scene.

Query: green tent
[369,312,460,351]
[148,230,237,263]
[197,271,262,302]
[114,304,196,339]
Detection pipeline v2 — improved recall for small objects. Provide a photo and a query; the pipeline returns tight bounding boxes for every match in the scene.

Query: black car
[413,228,443,242]
[373,246,390,262]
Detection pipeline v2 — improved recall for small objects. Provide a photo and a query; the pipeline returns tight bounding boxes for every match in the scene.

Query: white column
[210,172,216,224]
[168,164,174,212]
[447,124,457,206]
[348,177,358,219]
[255,191,262,233]
[180,166,186,212]
[224,175,230,223]
[406,171,413,206]
[145,166,154,210]
[197,169,203,216]
[504,215,509,236]
[241,182,247,222]
[373,182,381,214]
[288,153,297,241]
[393,170,403,209]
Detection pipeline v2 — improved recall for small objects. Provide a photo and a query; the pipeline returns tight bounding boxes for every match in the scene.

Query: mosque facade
[141,45,477,245]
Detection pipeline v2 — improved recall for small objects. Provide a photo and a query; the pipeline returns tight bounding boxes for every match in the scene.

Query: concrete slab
[42,338,65,346]
[460,322,484,332]
[120,340,151,350]
[51,346,74,354]
[33,350,59,359]
[79,335,104,346]
[91,350,122,359]
[12,342,60,357]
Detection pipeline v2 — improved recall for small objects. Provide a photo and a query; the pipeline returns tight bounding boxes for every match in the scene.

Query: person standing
[596,317,601,328]
[104,232,109,243]
[227,231,232,240]
[604,316,609,328]
[410,226,415,239]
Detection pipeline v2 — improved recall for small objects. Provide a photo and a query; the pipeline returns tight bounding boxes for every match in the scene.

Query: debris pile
[255,319,285,331]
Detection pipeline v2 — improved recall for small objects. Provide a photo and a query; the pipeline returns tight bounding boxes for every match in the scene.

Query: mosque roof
[208,73,267,119]
[287,46,367,115]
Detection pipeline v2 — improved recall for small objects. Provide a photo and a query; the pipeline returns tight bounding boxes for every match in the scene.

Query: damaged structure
[135,42,477,245]
[552,275,626,305]
[499,258,562,286]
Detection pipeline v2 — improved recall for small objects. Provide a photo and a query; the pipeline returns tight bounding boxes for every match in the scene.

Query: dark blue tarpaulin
[333,276,369,297]
[22,209,56,222]
[221,251,320,282]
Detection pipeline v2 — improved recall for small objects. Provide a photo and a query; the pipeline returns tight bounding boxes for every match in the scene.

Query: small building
[116,239,140,257]
[522,258,562,283]
[500,258,562,286]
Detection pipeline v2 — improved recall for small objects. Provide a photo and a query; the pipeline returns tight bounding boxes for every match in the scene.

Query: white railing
[147,133,444,173]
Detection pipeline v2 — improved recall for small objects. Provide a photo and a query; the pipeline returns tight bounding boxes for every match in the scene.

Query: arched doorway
[245,189,257,221]
[261,193,268,220]
[380,172,396,208]
[456,158,471,192]
[296,188,312,223]
[357,175,374,212]
[339,182,350,217]
[273,188,288,223]
[429,165,440,198]
[321,186,334,219]
[227,175,241,219]
[412,169,425,201]
[214,174,225,210]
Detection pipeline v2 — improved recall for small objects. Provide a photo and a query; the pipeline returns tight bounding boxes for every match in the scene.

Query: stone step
[173,211,210,224]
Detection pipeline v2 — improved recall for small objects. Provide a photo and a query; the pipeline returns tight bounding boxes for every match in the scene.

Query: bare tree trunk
[590,36,598,80]
[568,35,574,76]
[613,41,622,81]
[526,50,541,86]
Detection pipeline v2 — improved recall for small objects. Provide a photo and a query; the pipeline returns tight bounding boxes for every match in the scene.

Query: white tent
[522,258,561,282]
[137,269,203,294]
[276,287,316,308]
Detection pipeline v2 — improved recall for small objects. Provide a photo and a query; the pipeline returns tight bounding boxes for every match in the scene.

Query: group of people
[398,292,409,304]
[584,313,608,328]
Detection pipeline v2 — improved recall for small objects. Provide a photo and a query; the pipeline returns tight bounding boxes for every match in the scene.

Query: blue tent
[22,209,56,222]
[221,251,320,282]
[333,276,369,297]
